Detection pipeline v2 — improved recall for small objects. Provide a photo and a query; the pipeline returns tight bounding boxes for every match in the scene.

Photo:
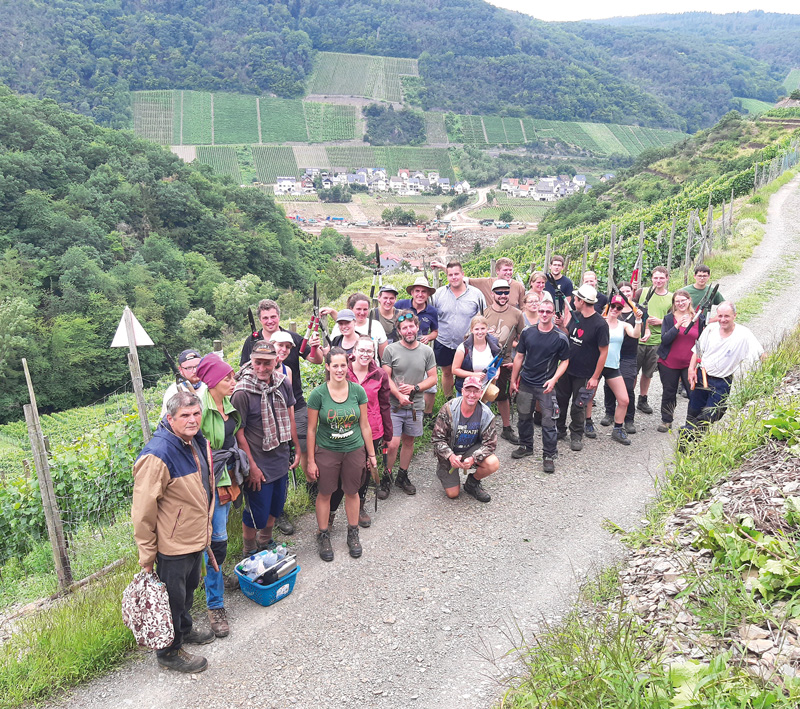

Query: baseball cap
[610,294,626,307]
[379,285,399,295]
[251,340,277,359]
[491,279,510,291]
[178,349,201,364]
[463,376,483,391]
[271,331,295,346]
[336,309,356,322]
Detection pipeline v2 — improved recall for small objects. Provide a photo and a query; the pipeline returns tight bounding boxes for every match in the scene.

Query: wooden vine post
[607,224,616,294]
[544,234,552,272]
[111,307,154,444]
[22,359,73,591]
[581,231,590,281]
[667,215,677,272]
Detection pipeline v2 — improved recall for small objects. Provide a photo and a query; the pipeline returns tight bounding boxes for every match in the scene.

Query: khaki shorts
[314,446,366,496]
[637,344,658,379]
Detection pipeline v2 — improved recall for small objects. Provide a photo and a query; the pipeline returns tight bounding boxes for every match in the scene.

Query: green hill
[0,1,790,132]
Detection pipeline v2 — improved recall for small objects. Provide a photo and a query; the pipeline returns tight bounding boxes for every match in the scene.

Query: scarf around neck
[234,364,291,452]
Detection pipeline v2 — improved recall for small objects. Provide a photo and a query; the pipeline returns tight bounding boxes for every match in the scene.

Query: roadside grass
[0,560,139,708]
[500,327,800,708]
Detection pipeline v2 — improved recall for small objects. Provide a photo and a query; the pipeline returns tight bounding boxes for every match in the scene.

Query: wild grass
[501,327,800,708]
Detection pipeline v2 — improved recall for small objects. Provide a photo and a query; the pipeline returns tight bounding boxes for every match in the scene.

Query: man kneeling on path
[132,390,216,674]
[431,376,499,502]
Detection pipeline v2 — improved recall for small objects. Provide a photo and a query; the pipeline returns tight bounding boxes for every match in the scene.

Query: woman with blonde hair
[451,315,500,394]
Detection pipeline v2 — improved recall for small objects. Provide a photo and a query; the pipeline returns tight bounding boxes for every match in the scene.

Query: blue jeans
[204,489,230,610]
[685,375,733,431]
[516,383,558,457]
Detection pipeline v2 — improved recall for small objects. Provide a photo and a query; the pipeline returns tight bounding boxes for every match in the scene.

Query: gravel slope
[48,176,799,709]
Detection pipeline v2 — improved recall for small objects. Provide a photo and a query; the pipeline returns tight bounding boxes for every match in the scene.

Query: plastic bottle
[254,550,280,576]
[239,555,260,577]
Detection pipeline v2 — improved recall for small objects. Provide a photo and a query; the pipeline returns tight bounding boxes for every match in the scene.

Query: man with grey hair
[132,390,216,673]
[681,301,764,444]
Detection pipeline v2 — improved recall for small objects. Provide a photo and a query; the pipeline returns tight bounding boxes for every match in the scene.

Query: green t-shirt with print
[307,381,368,452]
[639,288,673,347]
[684,283,724,309]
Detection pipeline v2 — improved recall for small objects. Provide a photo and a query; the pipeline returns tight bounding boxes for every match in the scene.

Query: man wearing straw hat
[396,276,439,419]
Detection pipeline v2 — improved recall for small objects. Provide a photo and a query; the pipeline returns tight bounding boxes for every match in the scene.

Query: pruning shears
[247,308,262,344]
[684,283,718,335]
[161,345,187,386]
[369,243,383,308]
[546,273,572,317]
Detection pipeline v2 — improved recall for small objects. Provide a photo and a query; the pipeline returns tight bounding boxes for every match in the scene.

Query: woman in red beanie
[196,354,244,639]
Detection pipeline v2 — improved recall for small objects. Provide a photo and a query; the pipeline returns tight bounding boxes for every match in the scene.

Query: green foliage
[317,185,353,203]
[762,406,800,449]
[363,104,426,146]
[764,107,800,119]
[498,210,513,223]
[695,501,800,607]
[381,207,417,225]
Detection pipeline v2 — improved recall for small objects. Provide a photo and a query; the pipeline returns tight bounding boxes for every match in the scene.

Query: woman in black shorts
[603,295,642,445]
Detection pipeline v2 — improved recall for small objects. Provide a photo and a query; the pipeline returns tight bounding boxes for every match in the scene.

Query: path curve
[49,174,800,709]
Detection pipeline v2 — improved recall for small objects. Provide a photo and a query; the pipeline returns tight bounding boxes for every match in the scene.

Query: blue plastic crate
[235,565,300,607]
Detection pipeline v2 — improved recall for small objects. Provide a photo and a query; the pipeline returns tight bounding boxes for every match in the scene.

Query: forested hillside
[0,85,362,423]
[0,0,788,132]
[598,11,800,71]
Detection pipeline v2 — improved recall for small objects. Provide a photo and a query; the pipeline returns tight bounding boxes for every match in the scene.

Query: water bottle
[551,395,560,419]
[239,555,259,577]
[255,550,279,576]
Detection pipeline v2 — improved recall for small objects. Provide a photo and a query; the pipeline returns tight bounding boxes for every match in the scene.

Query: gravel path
[49,175,800,709]
[716,173,800,347]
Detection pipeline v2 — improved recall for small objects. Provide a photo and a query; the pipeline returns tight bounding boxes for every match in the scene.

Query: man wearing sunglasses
[381,311,438,497]
[484,279,526,443]
[160,349,207,418]
[510,301,570,472]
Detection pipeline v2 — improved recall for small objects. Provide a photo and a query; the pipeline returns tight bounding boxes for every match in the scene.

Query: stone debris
[616,415,800,690]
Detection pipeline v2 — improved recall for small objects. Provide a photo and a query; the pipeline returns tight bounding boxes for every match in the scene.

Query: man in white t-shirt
[160,349,208,418]
[681,301,764,443]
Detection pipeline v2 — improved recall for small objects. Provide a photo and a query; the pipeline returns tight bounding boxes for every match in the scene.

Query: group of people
[131,258,764,673]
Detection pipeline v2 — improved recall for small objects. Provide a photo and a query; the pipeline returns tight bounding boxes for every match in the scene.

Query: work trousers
[516,383,558,457]
[556,373,589,438]
[155,550,203,657]
[685,375,733,431]
[657,363,690,424]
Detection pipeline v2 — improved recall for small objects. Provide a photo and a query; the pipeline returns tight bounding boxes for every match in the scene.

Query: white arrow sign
[110,307,154,348]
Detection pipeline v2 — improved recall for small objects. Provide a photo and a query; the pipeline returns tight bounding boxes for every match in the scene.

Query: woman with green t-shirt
[307,347,377,562]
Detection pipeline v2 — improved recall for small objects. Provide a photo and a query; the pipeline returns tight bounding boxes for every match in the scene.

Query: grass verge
[500,327,800,708]
[0,560,139,708]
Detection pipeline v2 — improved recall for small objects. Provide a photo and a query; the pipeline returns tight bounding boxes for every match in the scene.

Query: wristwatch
[413,384,420,393]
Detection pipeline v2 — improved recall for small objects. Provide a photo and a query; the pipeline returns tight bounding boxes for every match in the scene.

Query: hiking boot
[637,396,653,414]
[224,572,239,591]
[184,626,215,645]
[275,514,295,535]
[542,456,555,474]
[377,473,392,500]
[317,529,334,562]
[358,501,371,528]
[208,608,229,638]
[600,414,613,427]
[464,473,491,503]
[569,435,583,452]
[584,419,597,439]
[511,446,534,459]
[501,426,519,444]
[347,525,363,558]
[611,426,631,446]
[657,422,671,433]
[242,545,257,559]
[256,536,277,552]
[394,470,416,495]
[157,648,208,673]
[624,421,637,434]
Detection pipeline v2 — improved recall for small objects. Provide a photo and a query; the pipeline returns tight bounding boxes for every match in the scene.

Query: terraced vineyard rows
[302,102,357,142]
[502,118,525,143]
[474,204,554,222]
[212,93,259,144]
[181,90,212,144]
[131,90,175,145]
[252,146,299,183]
[196,146,242,183]
[424,112,449,144]
[260,97,308,142]
[482,115,508,144]
[783,69,800,93]
[307,52,419,103]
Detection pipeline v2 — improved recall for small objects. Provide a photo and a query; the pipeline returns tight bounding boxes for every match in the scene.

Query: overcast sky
[486,1,798,23]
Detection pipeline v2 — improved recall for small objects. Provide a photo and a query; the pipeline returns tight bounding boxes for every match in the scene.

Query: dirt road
[49,176,799,709]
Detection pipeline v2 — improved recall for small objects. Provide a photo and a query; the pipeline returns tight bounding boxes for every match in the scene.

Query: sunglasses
[397,313,415,323]
[609,303,624,311]
[538,308,554,314]
[493,290,510,296]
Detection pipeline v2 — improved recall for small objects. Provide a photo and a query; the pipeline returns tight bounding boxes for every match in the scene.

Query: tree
[499,210,513,222]
[212,274,276,328]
